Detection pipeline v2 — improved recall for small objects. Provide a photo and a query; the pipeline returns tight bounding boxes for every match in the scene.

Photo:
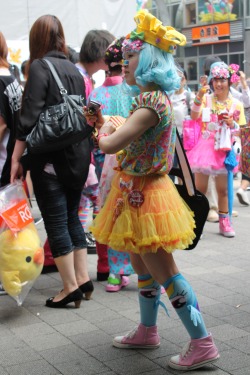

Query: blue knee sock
[163,273,208,339]
[138,274,161,327]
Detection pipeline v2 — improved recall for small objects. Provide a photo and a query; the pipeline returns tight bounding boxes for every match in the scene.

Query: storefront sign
[192,23,230,45]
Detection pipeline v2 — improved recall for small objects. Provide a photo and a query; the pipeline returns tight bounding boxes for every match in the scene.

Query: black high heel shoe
[79,280,94,300]
[46,288,82,308]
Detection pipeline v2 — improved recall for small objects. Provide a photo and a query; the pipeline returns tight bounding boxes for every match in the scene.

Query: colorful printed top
[117,91,175,176]
[88,76,132,117]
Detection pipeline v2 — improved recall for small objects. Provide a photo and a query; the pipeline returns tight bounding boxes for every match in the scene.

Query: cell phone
[199,75,208,86]
[218,111,228,121]
[87,100,101,115]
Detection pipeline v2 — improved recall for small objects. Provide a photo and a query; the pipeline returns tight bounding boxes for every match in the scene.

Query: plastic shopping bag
[219,123,232,151]
[0,181,44,306]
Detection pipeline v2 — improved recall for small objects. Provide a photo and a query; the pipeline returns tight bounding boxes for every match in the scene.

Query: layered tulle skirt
[90,172,196,254]
[187,132,227,175]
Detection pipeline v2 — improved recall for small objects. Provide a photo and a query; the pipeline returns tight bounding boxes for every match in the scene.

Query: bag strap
[43,58,67,96]
[43,58,85,114]
[171,129,196,196]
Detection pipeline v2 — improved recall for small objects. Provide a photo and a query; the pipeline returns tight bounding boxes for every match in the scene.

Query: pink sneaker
[168,334,220,371]
[106,276,130,292]
[113,323,160,349]
[219,216,235,237]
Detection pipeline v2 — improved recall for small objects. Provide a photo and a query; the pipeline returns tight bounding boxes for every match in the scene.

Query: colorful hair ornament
[208,62,240,84]
[122,37,144,53]
[105,37,125,67]
[228,64,240,84]
[125,9,186,54]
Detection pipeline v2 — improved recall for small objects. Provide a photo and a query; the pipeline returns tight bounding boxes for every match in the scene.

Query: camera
[87,100,101,115]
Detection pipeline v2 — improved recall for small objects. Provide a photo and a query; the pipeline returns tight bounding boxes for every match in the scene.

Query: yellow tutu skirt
[90,172,196,254]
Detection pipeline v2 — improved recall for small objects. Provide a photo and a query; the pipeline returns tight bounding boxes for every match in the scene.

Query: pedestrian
[203,57,250,222]
[90,9,220,371]
[187,61,246,237]
[10,15,93,308]
[89,37,135,292]
[76,29,115,266]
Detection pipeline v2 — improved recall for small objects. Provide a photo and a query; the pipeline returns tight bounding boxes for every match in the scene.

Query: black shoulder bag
[170,130,209,250]
[26,59,93,154]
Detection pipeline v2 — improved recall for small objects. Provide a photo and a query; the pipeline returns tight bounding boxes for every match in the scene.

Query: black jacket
[18,51,91,189]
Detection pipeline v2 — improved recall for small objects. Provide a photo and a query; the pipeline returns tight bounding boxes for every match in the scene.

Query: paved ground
[0,178,250,375]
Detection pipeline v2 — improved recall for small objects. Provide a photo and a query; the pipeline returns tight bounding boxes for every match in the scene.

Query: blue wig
[134,43,181,94]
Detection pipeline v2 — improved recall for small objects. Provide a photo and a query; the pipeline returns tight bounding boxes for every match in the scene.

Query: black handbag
[169,130,209,250]
[26,59,93,154]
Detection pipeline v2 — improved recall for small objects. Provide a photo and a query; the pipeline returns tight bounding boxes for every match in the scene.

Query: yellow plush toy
[0,226,44,297]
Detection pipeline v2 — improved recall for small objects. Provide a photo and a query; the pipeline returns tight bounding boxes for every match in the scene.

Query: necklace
[213,95,231,113]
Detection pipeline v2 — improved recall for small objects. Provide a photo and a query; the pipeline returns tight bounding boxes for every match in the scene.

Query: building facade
[150,0,250,90]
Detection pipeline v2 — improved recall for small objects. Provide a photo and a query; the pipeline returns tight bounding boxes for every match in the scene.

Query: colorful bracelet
[194,96,201,105]
[97,133,109,142]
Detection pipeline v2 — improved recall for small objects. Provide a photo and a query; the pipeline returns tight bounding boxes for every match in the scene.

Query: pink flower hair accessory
[229,64,240,84]
[208,61,241,84]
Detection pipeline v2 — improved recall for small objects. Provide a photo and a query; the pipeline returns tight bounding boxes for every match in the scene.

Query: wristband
[191,103,202,113]
[194,97,201,105]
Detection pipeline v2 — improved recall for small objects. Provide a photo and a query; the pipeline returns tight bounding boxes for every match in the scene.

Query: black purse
[170,130,209,250]
[26,59,93,154]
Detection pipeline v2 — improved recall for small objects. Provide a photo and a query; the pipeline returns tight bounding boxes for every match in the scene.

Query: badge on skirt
[128,190,144,208]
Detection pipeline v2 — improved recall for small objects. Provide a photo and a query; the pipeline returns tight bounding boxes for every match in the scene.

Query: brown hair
[0,31,9,68]
[29,15,67,67]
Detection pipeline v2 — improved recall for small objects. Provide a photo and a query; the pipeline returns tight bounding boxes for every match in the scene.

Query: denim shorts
[31,170,87,258]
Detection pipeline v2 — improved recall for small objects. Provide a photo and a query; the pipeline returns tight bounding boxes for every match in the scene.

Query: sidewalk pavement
[0,178,250,375]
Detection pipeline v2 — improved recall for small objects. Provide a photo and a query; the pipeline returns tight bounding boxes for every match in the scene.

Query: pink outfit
[187,93,245,175]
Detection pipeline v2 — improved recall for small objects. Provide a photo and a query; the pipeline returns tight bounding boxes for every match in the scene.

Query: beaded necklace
[212,94,232,114]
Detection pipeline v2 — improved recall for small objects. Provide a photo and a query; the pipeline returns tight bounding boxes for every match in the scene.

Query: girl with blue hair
[90,9,219,371]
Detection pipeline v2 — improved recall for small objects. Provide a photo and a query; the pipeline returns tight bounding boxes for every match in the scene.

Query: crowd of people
[0,8,250,371]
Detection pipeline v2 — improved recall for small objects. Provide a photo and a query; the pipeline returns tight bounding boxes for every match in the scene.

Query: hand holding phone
[218,111,228,121]
[87,100,101,115]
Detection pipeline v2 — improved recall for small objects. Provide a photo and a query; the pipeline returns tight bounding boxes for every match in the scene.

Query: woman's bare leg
[53,252,79,301]
[74,248,90,286]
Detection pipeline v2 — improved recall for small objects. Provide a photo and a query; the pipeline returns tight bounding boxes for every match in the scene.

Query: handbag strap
[43,58,67,96]
[43,58,85,114]
[172,129,196,196]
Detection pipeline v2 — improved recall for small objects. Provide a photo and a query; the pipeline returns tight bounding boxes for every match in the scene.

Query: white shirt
[230,86,250,108]
[170,90,195,135]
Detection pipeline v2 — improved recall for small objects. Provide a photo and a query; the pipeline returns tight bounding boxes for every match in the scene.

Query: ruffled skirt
[90,172,196,254]
[186,132,227,175]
